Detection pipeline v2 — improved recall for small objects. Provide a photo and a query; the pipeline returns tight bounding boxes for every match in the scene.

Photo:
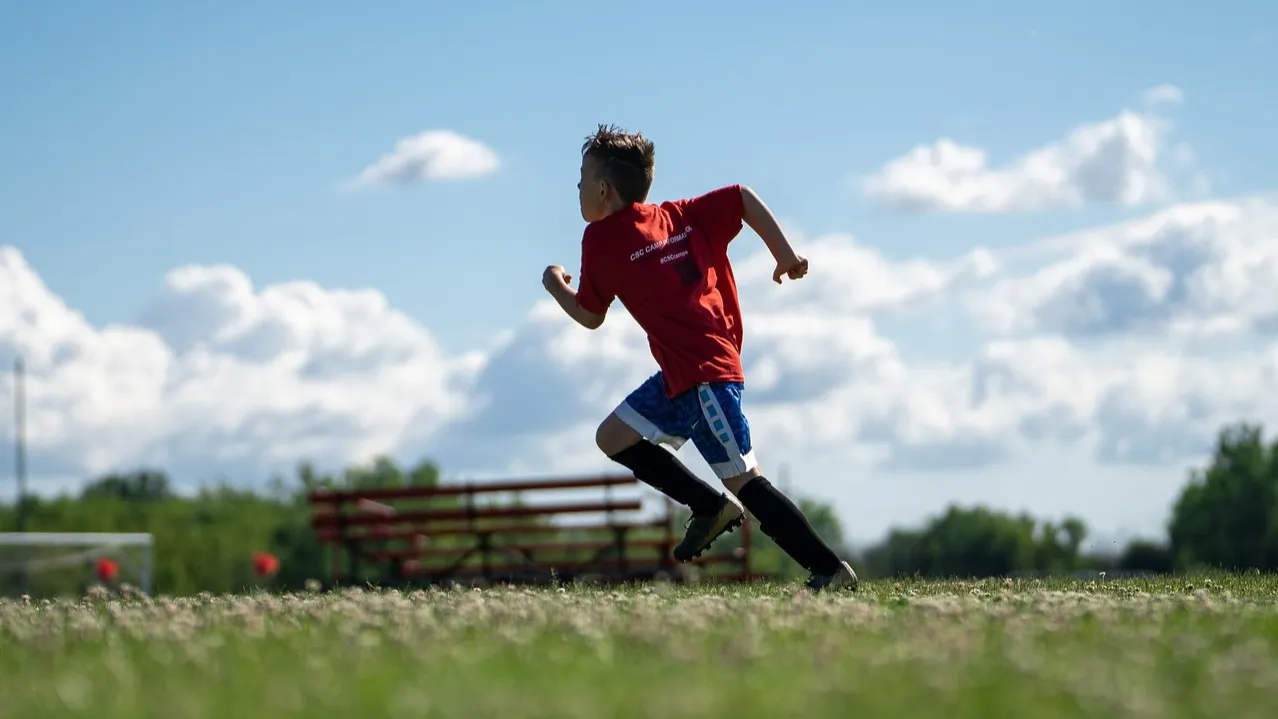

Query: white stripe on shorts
[614,400,689,450]
[696,384,759,479]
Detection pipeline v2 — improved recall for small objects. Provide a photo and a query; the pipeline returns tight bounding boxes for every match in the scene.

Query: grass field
[4,574,1278,718]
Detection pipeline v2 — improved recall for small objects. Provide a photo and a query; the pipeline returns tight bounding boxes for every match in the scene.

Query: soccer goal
[0,532,154,598]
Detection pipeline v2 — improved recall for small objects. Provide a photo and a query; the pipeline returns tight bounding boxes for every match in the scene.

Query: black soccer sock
[609,441,726,516]
[737,477,844,575]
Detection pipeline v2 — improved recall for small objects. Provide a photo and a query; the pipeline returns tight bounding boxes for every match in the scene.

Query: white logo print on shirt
[629,226,693,262]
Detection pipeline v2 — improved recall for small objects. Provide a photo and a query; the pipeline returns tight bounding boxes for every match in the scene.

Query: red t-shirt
[574,184,747,398]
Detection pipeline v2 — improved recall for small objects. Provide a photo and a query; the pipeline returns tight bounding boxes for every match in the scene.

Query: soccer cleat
[804,560,860,593]
[672,495,745,562]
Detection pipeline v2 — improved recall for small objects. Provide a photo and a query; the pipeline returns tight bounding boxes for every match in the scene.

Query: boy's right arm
[740,185,809,284]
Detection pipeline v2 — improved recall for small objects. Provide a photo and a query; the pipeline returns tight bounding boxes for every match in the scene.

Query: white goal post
[0,532,154,597]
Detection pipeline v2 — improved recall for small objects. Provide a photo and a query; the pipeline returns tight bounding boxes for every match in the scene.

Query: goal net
[0,532,154,599]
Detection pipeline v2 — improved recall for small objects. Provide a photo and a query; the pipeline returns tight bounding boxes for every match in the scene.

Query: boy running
[541,124,858,592]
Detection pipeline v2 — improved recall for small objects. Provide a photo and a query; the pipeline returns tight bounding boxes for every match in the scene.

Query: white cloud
[970,198,1278,339]
[1141,83,1185,107]
[731,233,999,316]
[4,197,1278,542]
[342,130,500,190]
[862,107,1184,213]
[0,248,481,481]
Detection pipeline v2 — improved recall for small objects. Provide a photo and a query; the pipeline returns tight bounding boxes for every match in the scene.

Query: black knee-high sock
[609,441,725,516]
[737,477,843,575]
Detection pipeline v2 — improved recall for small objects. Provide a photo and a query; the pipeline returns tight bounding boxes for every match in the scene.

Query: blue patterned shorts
[613,372,759,480]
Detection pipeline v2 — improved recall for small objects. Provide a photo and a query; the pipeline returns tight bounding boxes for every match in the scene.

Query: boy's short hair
[581,124,655,204]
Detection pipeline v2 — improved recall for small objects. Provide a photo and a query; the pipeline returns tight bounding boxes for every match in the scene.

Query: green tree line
[854,421,1278,579]
[2,420,1276,595]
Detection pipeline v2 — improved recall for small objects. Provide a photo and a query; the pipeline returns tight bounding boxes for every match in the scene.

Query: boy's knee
[594,420,613,455]
[719,467,763,496]
[596,413,642,457]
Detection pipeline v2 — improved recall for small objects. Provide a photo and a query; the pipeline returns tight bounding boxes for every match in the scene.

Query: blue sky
[5,0,1275,351]
[3,1,1278,548]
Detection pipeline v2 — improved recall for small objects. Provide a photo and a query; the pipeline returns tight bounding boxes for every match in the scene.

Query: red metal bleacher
[307,473,760,586]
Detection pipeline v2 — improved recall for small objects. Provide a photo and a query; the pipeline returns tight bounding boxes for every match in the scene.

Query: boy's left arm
[542,265,607,330]
[676,184,808,284]
[740,185,809,284]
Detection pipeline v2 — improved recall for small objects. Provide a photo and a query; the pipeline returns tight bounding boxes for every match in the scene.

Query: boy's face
[577,156,611,223]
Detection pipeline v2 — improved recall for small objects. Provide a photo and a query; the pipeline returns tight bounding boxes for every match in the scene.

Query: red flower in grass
[95,558,119,583]
[252,551,280,578]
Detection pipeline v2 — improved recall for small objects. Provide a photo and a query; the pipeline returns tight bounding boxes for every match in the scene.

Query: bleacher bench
[307,473,761,587]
